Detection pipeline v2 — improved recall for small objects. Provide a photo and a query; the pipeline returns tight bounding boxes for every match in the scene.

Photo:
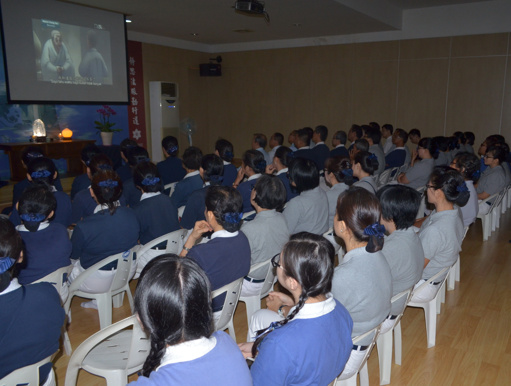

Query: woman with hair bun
[16,186,71,296]
[398,137,437,189]
[0,217,64,383]
[351,151,378,194]
[180,154,224,230]
[215,139,237,187]
[133,162,180,278]
[69,170,139,308]
[266,145,297,202]
[180,186,250,317]
[157,135,186,186]
[240,232,353,386]
[233,150,266,213]
[411,166,468,303]
[324,156,354,226]
[451,152,480,226]
[10,156,72,227]
[283,158,329,235]
[331,187,392,380]
[129,255,251,385]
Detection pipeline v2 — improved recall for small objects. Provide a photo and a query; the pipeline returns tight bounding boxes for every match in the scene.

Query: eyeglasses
[271,253,284,271]
[484,155,494,159]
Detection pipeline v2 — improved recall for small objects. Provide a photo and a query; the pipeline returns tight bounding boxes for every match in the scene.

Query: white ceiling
[65,0,497,49]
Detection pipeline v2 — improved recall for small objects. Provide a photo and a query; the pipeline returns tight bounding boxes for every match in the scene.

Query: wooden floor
[2,179,509,385]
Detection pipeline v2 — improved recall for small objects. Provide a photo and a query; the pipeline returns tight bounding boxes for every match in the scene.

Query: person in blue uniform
[232,150,266,213]
[11,146,64,209]
[239,232,353,386]
[129,255,252,386]
[16,186,72,295]
[133,162,180,277]
[180,154,224,230]
[215,139,237,187]
[331,130,350,158]
[116,138,138,182]
[157,135,186,186]
[385,129,408,169]
[180,186,251,313]
[68,170,139,308]
[293,128,317,167]
[265,146,297,202]
[0,217,65,383]
[310,125,330,171]
[70,144,101,199]
[123,146,151,208]
[170,146,204,209]
[10,157,72,227]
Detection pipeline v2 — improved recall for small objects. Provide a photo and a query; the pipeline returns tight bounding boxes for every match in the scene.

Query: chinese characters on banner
[127,41,147,148]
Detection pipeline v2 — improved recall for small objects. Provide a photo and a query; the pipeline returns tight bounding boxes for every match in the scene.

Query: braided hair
[135,255,213,377]
[251,232,334,357]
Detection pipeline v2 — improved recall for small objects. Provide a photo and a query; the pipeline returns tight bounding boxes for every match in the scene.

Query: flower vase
[100,132,113,146]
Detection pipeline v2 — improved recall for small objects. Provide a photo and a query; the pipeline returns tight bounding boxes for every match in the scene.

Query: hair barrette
[363,223,385,238]
[167,146,178,154]
[27,153,43,159]
[31,170,51,178]
[342,168,354,177]
[98,179,118,188]
[456,182,469,193]
[20,213,46,223]
[0,257,15,274]
[368,153,377,160]
[98,164,113,171]
[141,177,160,186]
[256,161,267,171]
[223,212,242,224]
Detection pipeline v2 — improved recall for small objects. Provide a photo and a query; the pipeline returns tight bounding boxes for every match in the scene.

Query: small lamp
[32,119,46,143]
[62,128,73,139]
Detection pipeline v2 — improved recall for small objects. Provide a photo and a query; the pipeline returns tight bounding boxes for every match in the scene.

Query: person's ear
[53,171,58,180]
[285,276,299,292]
[27,173,32,182]
[47,210,55,220]
[17,250,24,264]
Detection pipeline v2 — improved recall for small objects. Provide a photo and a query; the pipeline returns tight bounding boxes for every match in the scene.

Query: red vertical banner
[127,41,147,148]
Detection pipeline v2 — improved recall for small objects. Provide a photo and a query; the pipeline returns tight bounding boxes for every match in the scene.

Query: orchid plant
[94,105,121,133]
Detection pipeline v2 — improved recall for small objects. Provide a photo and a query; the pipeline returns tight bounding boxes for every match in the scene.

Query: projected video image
[32,19,113,86]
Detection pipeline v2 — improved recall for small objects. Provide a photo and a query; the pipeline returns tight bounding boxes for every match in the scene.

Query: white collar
[157,335,217,368]
[289,293,335,320]
[140,192,161,201]
[0,278,21,296]
[394,146,405,150]
[211,230,239,239]
[298,146,310,150]
[335,144,345,148]
[184,170,200,179]
[16,221,50,232]
[222,160,231,166]
[276,168,288,176]
[315,141,325,146]
[247,173,261,181]
[49,186,57,192]
[94,201,120,213]
[204,182,211,187]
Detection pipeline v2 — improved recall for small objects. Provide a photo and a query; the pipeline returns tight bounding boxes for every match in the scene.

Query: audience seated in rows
[398,137,436,189]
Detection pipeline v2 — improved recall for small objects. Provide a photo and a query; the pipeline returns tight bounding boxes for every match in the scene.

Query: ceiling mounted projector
[234,1,270,22]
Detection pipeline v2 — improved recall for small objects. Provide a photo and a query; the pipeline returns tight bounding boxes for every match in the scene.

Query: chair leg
[482,216,489,241]
[63,330,72,356]
[112,293,124,308]
[227,319,237,342]
[359,362,369,386]
[424,299,437,348]
[101,370,128,386]
[394,321,402,365]
[338,374,358,386]
[447,266,455,291]
[244,297,262,325]
[96,293,113,330]
[455,257,460,282]
[125,287,135,313]
[377,330,393,385]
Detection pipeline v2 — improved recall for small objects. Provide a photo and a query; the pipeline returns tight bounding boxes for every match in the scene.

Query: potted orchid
[95,105,121,146]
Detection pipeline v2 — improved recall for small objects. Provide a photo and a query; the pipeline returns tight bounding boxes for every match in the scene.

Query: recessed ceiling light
[125,19,132,23]
[233,29,253,33]
[190,33,199,36]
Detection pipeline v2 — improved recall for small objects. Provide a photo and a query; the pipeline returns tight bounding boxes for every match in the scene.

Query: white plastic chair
[407,266,450,348]
[65,249,135,331]
[447,226,469,291]
[376,288,413,385]
[164,182,177,197]
[212,277,244,341]
[332,325,381,386]
[376,168,393,187]
[239,259,276,324]
[65,315,150,386]
[33,264,73,301]
[242,210,256,220]
[476,191,504,241]
[323,227,344,257]
[0,353,57,386]
[177,205,185,218]
[136,228,189,258]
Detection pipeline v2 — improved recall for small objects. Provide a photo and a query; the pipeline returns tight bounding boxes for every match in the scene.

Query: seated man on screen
[41,30,75,81]
[79,30,109,84]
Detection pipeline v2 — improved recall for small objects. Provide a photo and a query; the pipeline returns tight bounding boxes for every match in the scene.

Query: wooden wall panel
[451,33,509,57]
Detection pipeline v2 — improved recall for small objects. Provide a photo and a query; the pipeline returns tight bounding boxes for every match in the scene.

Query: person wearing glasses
[239,232,353,386]
[410,166,469,303]
[476,145,507,215]
[397,137,437,189]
